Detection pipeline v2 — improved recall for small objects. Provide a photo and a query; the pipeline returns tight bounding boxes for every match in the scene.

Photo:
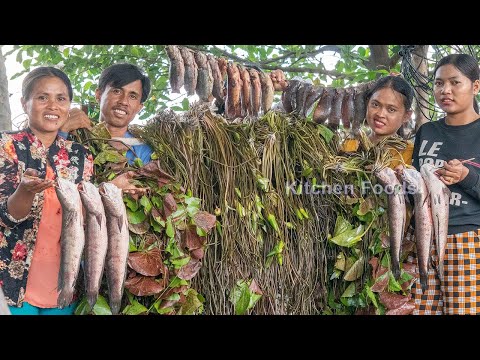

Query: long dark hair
[365,75,414,111]
[433,53,480,113]
[22,66,73,101]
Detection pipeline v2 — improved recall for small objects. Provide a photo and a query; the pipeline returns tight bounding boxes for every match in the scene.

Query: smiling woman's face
[434,63,479,115]
[22,76,71,137]
[366,87,410,137]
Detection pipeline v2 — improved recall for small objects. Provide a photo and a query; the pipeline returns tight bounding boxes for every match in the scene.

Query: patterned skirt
[405,228,480,315]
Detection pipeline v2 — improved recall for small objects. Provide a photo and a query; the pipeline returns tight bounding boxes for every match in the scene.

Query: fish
[420,163,451,282]
[352,84,368,135]
[375,167,406,279]
[179,47,198,96]
[208,54,225,104]
[303,85,324,117]
[328,88,345,130]
[295,81,310,117]
[237,64,252,117]
[0,286,11,315]
[281,79,301,113]
[258,70,274,114]
[99,182,130,315]
[248,68,262,117]
[341,87,355,129]
[313,87,334,124]
[165,45,185,94]
[194,51,214,102]
[400,168,433,292]
[217,58,227,81]
[78,181,108,308]
[226,63,243,119]
[55,177,85,309]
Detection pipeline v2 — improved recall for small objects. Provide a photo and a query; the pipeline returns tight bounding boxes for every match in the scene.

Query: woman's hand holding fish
[436,159,469,185]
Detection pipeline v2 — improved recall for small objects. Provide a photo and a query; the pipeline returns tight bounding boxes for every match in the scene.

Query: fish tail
[87,291,98,309]
[392,261,401,280]
[57,288,73,309]
[420,272,428,293]
[110,298,121,315]
[438,262,445,283]
[390,244,401,279]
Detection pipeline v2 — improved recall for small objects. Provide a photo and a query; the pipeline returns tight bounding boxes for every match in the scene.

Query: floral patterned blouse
[0,128,94,306]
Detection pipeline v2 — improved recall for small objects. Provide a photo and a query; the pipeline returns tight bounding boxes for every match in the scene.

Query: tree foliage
[4,45,479,122]
[3,45,403,120]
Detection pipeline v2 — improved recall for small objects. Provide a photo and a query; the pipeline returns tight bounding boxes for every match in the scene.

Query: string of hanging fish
[165,45,378,134]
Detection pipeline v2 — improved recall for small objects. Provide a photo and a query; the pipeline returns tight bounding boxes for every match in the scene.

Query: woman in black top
[409,53,480,315]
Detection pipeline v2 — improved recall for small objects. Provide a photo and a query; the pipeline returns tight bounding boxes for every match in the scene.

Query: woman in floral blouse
[0,66,94,315]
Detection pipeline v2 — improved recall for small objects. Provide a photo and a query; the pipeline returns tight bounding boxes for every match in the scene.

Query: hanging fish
[165,45,185,94]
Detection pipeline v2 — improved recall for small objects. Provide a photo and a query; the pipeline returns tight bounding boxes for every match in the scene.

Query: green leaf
[358,46,366,58]
[140,195,152,213]
[165,237,183,258]
[124,196,139,211]
[16,50,23,63]
[166,217,175,238]
[343,256,364,281]
[400,270,413,283]
[181,97,190,110]
[333,215,353,237]
[92,295,113,315]
[177,289,204,315]
[134,158,144,167]
[170,207,186,220]
[267,214,280,233]
[151,195,163,208]
[122,299,148,315]
[130,47,140,57]
[168,276,189,288]
[129,235,138,252]
[171,255,191,267]
[153,300,174,314]
[216,221,223,237]
[365,285,378,308]
[166,293,181,301]
[330,268,343,280]
[196,226,207,237]
[93,149,126,165]
[74,296,92,315]
[186,205,198,217]
[230,280,251,315]
[83,81,93,91]
[317,124,334,143]
[151,220,161,233]
[22,59,32,70]
[127,209,147,225]
[185,196,201,207]
[388,271,403,292]
[329,224,364,248]
[341,282,356,298]
[256,177,270,191]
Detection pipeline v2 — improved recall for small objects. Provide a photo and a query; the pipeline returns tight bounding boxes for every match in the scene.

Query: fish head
[55,177,80,211]
[400,168,424,195]
[374,166,397,186]
[98,182,124,216]
[420,163,451,198]
[78,181,102,213]
[420,163,440,183]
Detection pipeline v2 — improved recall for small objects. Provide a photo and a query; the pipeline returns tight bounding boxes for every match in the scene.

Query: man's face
[96,80,144,129]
